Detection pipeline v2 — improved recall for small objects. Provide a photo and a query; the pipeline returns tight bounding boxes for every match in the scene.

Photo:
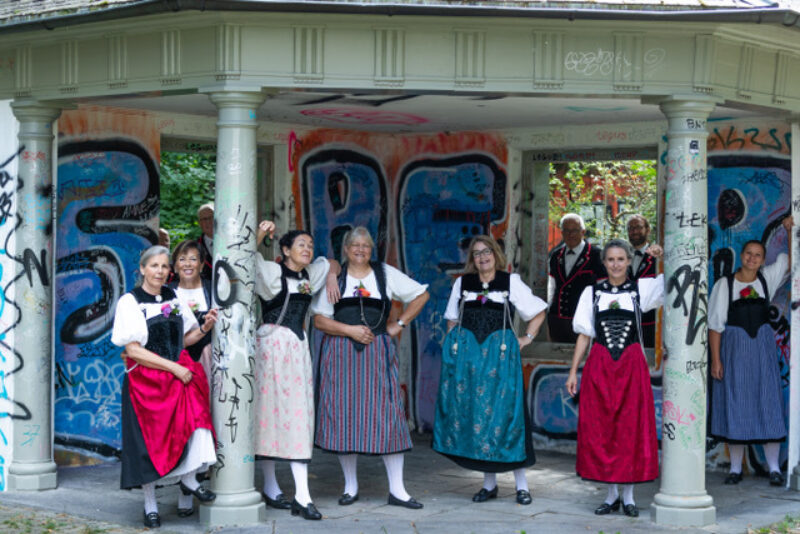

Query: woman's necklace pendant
[482,282,489,290]
[611,287,618,294]
[155,295,162,302]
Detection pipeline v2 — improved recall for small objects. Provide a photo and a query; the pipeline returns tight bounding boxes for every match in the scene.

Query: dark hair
[602,238,633,261]
[741,239,766,256]
[279,230,313,254]
[171,239,203,266]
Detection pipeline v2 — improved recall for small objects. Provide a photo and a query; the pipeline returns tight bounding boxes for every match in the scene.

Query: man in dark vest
[626,214,660,347]
[547,213,605,343]
[197,202,214,280]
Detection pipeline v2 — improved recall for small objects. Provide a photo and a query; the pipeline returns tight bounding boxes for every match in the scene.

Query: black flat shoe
[472,486,498,503]
[770,471,785,486]
[724,472,743,485]
[177,507,194,518]
[338,492,359,506]
[262,491,292,510]
[516,489,532,505]
[143,511,161,528]
[594,498,621,515]
[179,482,216,503]
[623,503,639,517]
[291,499,322,520]
[387,493,424,509]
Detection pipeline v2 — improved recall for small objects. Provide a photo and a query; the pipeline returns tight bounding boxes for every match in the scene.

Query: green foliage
[159,151,216,248]
[549,160,657,244]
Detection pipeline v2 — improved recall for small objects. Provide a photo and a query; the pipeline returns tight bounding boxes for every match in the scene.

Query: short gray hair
[140,245,170,268]
[342,226,375,263]
[602,239,633,261]
[560,213,585,230]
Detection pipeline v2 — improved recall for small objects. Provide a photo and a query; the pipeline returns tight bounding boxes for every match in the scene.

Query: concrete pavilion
[1,0,800,527]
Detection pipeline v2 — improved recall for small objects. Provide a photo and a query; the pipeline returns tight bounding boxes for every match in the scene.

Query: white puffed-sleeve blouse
[311,263,428,318]
[572,275,664,339]
[708,253,788,333]
[443,273,547,323]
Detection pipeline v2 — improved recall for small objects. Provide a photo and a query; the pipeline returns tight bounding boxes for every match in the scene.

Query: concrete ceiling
[92,90,769,134]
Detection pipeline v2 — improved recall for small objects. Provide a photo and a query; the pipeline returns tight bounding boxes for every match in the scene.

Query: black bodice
[592,279,641,361]
[168,279,212,362]
[458,271,516,344]
[131,286,184,362]
[333,261,392,351]
[726,272,770,338]
[259,263,312,340]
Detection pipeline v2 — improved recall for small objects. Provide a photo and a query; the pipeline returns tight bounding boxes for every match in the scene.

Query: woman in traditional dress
[169,239,215,391]
[111,245,218,528]
[433,235,546,505]
[254,220,332,520]
[566,239,663,517]
[709,216,793,486]
[312,226,429,509]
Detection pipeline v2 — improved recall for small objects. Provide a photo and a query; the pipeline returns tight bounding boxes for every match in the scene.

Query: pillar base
[789,466,800,490]
[7,461,58,491]
[199,490,266,527]
[651,501,716,527]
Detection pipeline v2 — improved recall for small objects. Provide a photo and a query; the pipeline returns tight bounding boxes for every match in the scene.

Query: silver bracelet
[397,318,407,328]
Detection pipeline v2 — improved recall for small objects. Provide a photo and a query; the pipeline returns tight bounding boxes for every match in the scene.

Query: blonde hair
[464,235,506,274]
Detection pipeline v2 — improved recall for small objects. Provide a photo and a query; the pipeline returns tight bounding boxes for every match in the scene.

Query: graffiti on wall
[292,130,509,430]
[55,110,159,458]
[706,121,792,474]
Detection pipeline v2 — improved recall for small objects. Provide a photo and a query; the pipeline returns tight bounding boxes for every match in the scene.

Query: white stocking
[483,472,497,491]
[729,444,745,474]
[290,461,312,506]
[621,484,635,506]
[260,460,282,499]
[338,454,359,496]
[605,484,619,505]
[382,453,410,501]
[143,482,158,515]
[513,468,529,492]
[764,442,781,473]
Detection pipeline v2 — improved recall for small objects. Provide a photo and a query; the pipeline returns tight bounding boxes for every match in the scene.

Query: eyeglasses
[472,248,493,258]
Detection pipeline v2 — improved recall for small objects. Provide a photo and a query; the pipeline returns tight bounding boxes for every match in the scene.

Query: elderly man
[197,203,214,280]
[626,214,660,347]
[547,213,606,343]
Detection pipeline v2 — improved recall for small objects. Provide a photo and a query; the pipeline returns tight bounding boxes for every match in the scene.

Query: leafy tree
[159,151,216,247]
[549,160,657,244]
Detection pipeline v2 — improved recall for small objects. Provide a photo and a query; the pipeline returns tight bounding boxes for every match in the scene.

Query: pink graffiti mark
[662,400,695,426]
[22,151,45,162]
[287,131,298,172]
[299,108,429,126]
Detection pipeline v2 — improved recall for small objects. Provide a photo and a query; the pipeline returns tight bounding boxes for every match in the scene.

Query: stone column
[652,98,716,526]
[788,119,800,491]
[200,91,266,526]
[7,101,61,491]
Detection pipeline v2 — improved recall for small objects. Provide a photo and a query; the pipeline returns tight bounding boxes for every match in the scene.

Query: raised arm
[387,291,429,337]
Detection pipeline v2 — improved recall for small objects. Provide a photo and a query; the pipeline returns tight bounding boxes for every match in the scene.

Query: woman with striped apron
[312,226,429,509]
[709,216,793,486]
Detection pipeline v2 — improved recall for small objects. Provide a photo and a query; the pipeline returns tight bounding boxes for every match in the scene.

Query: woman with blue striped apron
[312,226,429,509]
[709,216,793,486]
[433,235,546,506]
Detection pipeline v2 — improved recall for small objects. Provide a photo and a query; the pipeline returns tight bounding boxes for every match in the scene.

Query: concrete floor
[0,435,798,533]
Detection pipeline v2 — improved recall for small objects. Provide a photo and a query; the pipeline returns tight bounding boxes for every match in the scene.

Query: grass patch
[749,514,800,534]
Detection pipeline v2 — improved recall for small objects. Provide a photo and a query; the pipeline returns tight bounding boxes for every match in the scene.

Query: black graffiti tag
[667,264,707,345]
